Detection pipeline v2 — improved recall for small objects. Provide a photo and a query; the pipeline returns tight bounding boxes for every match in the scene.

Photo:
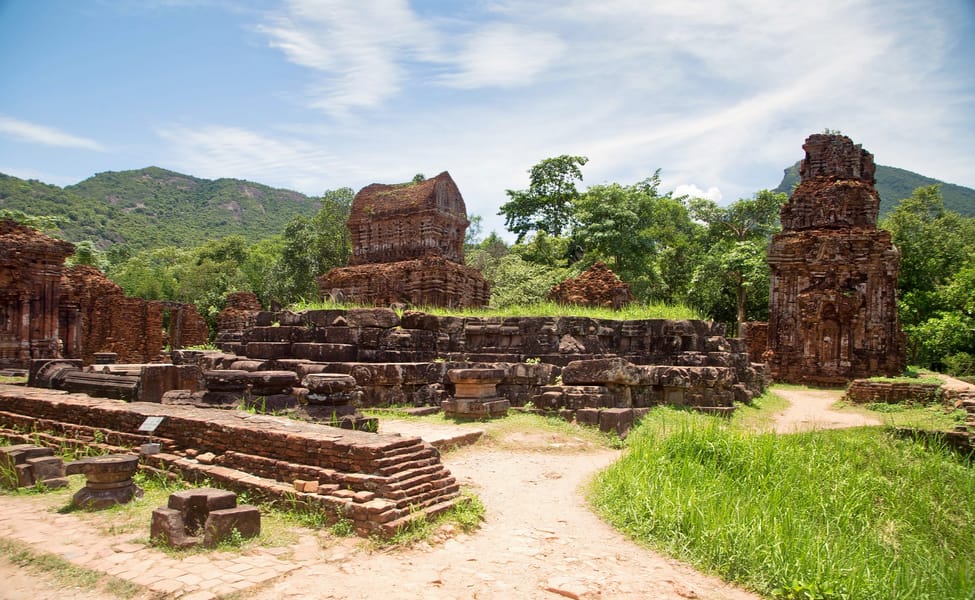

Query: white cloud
[256,0,439,115]
[674,184,722,202]
[156,124,367,194]
[0,115,105,151]
[438,24,565,89]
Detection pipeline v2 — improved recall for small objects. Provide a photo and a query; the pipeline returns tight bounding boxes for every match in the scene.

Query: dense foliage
[496,158,785,331]
[775,162,975,217]
[880,185,975,372]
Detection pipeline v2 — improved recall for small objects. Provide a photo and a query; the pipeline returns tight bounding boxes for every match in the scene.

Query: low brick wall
[0,384,459,535]
[844,379,943,404]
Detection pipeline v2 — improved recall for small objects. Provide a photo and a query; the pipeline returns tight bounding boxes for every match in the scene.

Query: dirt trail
[251,445,759,600]
[0,388,880,600]
[770,387,879,433]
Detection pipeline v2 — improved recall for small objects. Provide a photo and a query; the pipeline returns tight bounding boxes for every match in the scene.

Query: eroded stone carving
[319,172,490,308]
[767,134,905,385]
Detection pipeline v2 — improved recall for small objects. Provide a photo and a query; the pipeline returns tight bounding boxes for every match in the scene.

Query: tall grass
[590,409,975,599]
[289,299,703,321]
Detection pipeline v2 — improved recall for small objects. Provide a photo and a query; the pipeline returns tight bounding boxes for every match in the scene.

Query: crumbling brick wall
[548,262,634,309]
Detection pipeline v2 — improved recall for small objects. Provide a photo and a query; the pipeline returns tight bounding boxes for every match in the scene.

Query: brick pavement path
[0,494,314,600]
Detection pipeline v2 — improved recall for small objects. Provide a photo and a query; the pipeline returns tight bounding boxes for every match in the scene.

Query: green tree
[499,155,588,242]
[572,171,701,302]
[267,187,353,305]
[688,190,787,329]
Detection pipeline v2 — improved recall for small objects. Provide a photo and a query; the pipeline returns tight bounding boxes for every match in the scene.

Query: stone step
[380,497,461,535]
[376,456,440,476]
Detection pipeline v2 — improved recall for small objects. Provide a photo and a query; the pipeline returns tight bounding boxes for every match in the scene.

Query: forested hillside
[0,167,320,250]
[774,162,975,217]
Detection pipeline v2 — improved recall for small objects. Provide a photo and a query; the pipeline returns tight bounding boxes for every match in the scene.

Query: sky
[1,0,974,239]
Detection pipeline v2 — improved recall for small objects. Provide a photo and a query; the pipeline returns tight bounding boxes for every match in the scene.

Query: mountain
[0,167,321,250]
[774,162,975,218]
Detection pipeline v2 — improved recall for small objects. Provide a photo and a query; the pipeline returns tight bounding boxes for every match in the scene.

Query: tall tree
[499,155,588,242]
[688,190,787,329]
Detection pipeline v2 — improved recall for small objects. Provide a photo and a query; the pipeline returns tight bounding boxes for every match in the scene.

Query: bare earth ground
[0,388,872,600]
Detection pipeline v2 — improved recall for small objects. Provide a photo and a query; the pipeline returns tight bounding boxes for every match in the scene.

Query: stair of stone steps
[383,463,446,484]
[390,480,461,511]
[372,446,439,469]
[388,469,454,497]
[376,455,440,476]
[375,438,438,466]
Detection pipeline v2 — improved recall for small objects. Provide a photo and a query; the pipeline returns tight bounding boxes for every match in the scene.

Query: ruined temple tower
[0,219,74,368]
[319,172,490,307]
[766,134,905,385]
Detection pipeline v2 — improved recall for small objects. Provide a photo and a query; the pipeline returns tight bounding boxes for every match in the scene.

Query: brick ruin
[548,261,634,309]
[204,306,767,431]
[0,219,74,368]
[0,384,460,536]
[319,172,490,308]
[0,219,208,369]
[766,134,905,385]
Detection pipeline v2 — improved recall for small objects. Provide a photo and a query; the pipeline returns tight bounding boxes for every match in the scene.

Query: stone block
[151,507,199,549]
[204,506,261,546]
[26,455,65,481]
[562,358,646,386]
[346,308,400,329]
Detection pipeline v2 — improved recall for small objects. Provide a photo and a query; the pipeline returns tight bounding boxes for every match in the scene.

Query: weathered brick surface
[767,134,905,385]
[0,219,74,368]
[844,380,942,404]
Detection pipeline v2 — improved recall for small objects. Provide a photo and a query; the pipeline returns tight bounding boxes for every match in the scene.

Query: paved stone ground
[0,493,312,599]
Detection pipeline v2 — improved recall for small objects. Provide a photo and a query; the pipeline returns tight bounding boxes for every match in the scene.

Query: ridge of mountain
[773,162,975,217]
[0,167,321,250]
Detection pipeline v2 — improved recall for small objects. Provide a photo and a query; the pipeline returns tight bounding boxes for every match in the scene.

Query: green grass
[835,400,968,431]
[590,408,975,599]
[289,299,703,321]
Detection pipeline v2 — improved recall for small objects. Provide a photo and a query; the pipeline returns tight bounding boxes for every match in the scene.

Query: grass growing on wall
[589,408,975,600]
[289,299,703,321]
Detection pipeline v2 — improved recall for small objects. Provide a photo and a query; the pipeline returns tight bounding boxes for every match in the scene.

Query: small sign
[138,416,164,433]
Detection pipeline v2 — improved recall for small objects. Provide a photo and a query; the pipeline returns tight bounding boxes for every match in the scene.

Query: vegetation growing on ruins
[590,405,975,600]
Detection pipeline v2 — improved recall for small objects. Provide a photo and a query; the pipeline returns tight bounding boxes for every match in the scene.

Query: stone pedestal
[66,454,143,510]
[443,368,509,418]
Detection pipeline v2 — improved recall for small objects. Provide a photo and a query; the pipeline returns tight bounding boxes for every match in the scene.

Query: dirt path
[250,445,759,600]
[1,387,880,600]
[770,387,879,433]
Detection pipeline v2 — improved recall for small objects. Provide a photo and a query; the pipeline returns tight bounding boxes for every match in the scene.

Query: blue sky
[2,0,974,238]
